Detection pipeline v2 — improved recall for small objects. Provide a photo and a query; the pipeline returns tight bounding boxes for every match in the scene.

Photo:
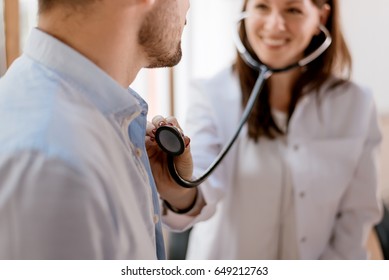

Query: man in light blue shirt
[0,0,201,259]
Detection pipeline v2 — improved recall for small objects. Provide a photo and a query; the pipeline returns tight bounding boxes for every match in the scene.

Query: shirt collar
[24,28,143,117]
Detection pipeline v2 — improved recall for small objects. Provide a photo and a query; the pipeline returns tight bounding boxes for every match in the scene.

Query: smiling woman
[181,0,384,261]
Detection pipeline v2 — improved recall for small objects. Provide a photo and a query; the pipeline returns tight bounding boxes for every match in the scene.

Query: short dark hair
[38,0,97,13]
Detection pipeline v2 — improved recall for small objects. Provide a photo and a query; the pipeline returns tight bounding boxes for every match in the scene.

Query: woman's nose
[263,11,286,32]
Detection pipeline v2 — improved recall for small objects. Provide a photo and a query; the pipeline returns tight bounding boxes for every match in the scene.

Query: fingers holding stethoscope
[150,115,182,134]
[147,115,191,150]
[146,115,193,183]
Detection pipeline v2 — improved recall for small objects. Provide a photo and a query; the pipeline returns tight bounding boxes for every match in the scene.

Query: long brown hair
[235,0,352,140]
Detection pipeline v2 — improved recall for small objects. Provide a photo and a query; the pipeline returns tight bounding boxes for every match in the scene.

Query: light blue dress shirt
[0,28,165,259]
[126,90,166,260]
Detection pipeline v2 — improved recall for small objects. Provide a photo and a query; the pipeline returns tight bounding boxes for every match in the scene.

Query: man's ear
[320,3,331,26]
[137,0,156,8]
[125,0,156,14]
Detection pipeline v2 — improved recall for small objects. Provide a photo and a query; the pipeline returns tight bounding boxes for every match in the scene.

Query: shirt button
[293,144,299,151]
[301,237,307,243]
[135,148,142,158]
[299,192,305,198]
[153,215,159,224]
[336,212,342,219]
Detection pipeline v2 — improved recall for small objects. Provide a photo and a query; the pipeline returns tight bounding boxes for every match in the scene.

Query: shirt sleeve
[0,151,117,259]
[162,80,229,231]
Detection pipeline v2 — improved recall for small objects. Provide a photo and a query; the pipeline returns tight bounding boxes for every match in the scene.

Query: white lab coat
[183,67,382,259]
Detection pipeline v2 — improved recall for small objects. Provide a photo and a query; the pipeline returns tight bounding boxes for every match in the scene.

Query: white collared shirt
[227,109,299,259]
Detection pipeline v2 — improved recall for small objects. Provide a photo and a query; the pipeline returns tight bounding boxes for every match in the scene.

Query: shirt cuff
[162,188,205,216]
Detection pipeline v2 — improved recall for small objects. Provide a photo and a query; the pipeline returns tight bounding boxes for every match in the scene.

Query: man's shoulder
[0,63,111,170]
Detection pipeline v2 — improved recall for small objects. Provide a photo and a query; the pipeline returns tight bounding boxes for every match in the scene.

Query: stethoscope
[155,12,332,188]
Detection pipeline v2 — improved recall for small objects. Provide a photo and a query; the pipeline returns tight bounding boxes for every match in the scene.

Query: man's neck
[38,7,145,88]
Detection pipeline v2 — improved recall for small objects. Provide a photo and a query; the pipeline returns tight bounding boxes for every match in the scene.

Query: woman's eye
[255,4,269,10]
[287,7,302,14]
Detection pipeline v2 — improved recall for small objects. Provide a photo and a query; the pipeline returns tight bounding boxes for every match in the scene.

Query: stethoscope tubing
[157,12,332,188]
[166,66,271,188]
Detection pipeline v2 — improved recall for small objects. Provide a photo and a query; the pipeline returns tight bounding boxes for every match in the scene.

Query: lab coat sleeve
[320,100,383,259]
[0,152,117,259]
[162,79,230,231]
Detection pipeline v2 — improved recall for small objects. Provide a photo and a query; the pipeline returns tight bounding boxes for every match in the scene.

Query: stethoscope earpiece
[233,12,332,72]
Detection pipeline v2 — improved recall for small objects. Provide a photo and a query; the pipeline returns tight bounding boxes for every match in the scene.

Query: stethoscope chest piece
[154,12,332,188]
[155,126,185,156]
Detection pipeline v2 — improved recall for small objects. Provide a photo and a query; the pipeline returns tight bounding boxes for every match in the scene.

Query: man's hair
[38,0,97,13]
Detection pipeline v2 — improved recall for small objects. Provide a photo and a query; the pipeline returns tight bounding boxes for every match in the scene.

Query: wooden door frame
[169,67,175,116]
[4,0,20,68]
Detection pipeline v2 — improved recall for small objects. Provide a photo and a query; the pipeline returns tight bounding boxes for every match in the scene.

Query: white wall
[340,0,389,113]
[19,0,38,49]
[183,0,243,80]
[173,0,243,125]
